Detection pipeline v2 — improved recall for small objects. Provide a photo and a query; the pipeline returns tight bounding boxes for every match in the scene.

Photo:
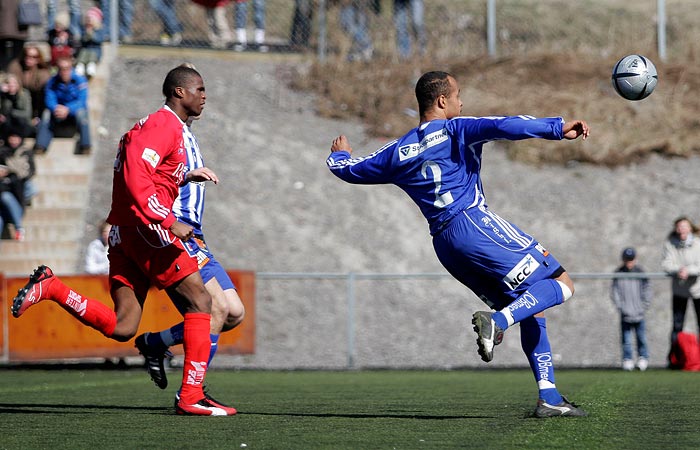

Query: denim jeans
[47,0,82,38]
[148,0,183,35]
[621,319,648,361]
[101,0,134,40]
[35,108,92,150]
[393,0,426,59]
[0,191,24,230]
[339,5,372,54]
[235,0,266,30]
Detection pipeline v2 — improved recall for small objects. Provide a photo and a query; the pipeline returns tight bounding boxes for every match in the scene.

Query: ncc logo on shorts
[503,254,540,290]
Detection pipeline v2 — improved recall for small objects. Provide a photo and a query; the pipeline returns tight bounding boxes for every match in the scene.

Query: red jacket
[107,106,187,229]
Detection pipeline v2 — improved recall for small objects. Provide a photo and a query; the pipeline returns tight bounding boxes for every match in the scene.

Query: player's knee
[222,306,245,332]
[556,279,574,302]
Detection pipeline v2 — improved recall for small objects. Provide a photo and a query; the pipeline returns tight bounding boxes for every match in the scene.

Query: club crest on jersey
[141,148,160,168]
[503,254,540,290]
[398,128,448,161]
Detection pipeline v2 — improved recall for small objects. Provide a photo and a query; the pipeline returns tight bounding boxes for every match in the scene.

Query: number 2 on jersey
[421,160,454,208]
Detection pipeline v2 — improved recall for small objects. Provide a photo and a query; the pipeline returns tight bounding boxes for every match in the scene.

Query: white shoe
[86,62,96,78]
[637,358,648,371]
[622,359,635,371]
[75,63,85,76]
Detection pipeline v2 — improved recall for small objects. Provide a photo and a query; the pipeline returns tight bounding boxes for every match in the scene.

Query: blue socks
[520,316,562,405]
[208,334,219,366]
[492,279,563,330]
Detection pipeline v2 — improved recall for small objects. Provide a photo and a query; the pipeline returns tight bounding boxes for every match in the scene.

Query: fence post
[317,0,328,63]
[657,0,667,61]
[487,0,497,57]
[347,271,356,369]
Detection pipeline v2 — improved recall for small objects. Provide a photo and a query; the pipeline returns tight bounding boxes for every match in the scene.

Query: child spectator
[611,247,652,371]
[75,7,104,79]
[233,0,267,52]
[84,220,111,274]
[48,12,79,67]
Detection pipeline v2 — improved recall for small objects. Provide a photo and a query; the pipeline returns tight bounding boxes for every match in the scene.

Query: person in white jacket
[84,220,110,274]
[661,216,700,362]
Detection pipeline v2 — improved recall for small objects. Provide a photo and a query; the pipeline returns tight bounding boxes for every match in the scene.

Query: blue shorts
[182,233,236,292]
[432,207,564,310]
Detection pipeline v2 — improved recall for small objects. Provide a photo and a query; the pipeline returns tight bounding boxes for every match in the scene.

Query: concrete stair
[0,140,91,276]
[0,44,112,277]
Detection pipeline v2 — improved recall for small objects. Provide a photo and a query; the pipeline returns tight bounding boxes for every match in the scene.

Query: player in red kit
[10,65,236,416]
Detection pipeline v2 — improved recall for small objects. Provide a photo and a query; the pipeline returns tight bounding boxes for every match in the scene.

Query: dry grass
[291,0,700,166]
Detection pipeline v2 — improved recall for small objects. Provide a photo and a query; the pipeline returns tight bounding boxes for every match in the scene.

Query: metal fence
[29,0,697,63]
[216,271,687,371]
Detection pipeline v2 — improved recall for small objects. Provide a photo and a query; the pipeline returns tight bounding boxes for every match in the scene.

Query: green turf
[1,368,699,449]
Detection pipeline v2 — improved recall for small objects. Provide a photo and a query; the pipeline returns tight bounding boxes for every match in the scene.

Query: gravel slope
[85,52,700,369]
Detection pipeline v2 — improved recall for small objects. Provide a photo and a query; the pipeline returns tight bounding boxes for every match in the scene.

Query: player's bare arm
[170,220,194,241]
[562,120,590,140]
[185,167,219,184]
[331,135,353,154]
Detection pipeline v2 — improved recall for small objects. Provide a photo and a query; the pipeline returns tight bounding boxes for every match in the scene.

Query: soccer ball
[611,54,658,101]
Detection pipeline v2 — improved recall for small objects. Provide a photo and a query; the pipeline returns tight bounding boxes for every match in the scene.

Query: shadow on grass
[0,403,168,414]
[241,411,492,420]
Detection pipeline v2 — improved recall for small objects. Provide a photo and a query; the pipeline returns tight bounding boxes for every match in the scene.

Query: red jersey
[107,106,187,229]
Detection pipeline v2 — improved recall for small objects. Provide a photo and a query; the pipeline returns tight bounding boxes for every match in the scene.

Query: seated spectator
[0,72,34,140]
[7,44,52,134]
[75,7,104,79]
[48,12,80,67]
[84,220,111,274]
[0,125,35,240]
[34,56,91,154]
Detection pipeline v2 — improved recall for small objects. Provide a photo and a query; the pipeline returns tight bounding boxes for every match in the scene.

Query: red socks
[179,312,212,404]
[48,276,117,337]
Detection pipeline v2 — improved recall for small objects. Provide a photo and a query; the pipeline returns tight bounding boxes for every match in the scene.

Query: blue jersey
[327,115,564,235]
[172,125,206,232]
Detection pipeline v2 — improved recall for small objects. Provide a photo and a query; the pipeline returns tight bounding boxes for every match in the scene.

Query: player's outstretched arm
[562,120,590,140]
[331,135,353,154]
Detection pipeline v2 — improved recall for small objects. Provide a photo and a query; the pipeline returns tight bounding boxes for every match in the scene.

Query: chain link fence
[27,0,698,62]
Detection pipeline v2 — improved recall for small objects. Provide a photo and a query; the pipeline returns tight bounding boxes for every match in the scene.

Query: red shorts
[108,224,198,299]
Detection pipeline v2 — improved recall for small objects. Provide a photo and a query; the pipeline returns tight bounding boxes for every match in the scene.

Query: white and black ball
[611,54,658,101]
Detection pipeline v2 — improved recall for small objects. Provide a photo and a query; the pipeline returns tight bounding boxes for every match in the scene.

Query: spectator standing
[47,0,82,39]
[191,0,233,49]
[149,0,184,46]
[47,11,79,67]
[611,247,651,371]
[233,0,267,52]
[34,56,91,154]
[0,72,34,140]
[393,0,426,60]
[0,124,33,240]
[290,0,312,50]
[0,0,29,72]
[101,0,134,43]
[661,216,700,364]
[338,0,374,61]
[75,6,104,79]
[7,44,51,133]
[84,220,111,274]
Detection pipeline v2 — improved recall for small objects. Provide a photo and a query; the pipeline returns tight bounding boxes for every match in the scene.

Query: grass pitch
[1,368,698,449]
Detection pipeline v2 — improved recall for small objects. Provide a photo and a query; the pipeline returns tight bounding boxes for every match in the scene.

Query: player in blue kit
[134,65,245,406]
[326,71,590,418]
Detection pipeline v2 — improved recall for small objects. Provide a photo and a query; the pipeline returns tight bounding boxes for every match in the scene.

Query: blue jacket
[44,71,88,115]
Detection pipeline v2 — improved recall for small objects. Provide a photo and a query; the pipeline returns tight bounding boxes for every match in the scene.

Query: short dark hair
[415,71,453,116]
[162,66,201,98]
